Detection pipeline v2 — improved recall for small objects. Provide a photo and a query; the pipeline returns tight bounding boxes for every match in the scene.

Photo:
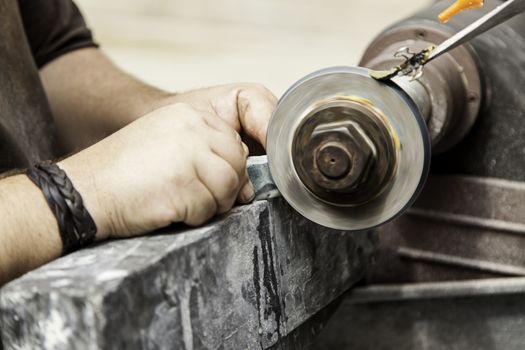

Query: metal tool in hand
[370,0,525,81]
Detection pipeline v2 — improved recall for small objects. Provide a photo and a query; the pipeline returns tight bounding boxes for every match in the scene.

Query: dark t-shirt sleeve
[18,0,98,68]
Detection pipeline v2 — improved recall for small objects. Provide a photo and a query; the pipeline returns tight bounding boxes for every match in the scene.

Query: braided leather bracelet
[26,162,97,255]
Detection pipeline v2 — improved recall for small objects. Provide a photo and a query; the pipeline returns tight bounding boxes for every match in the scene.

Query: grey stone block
[0,199,376,349]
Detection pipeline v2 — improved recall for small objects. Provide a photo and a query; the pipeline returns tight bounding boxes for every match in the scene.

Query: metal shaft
[361,1,485,153]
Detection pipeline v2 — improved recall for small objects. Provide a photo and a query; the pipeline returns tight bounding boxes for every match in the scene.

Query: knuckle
[219,166,240,195]
[170,103,205,126]
[247,82,268,93]
[207,113,230,131]
[242,142,249,156]
[155,205,178,228]
[173,102,197,114]
[232,146,248,173]
[186,191,217,226]
[219,137,246,166]
[234,131,242,142]
[171,168,193,189]
[186,211,210,226]
[247,83,276,101]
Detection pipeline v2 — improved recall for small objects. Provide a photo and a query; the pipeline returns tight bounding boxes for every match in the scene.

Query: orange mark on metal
[438,0,484,23]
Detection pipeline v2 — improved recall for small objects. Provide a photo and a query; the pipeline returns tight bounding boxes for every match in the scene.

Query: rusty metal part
[292,98,397,206]
[316,143,352,180]
[267,66,430,231]
[313,2,525,348]
[361,22,482,154]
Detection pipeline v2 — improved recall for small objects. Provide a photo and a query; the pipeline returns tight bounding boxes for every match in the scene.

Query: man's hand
[158,84,278,149]
[0,94,276,284]
[0,47,280,284]
[59,103,255,239]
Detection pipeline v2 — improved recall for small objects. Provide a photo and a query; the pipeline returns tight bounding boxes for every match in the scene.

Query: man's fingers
[195,153,245,214]
[236,84,277,149]
[207,128,249,178]
[237,168,255,204]
[202,112,242,143]
[181,178,218,226]
[207,131,254,205]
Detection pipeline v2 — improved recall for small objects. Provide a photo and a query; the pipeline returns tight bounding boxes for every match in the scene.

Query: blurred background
[75,0,432,96]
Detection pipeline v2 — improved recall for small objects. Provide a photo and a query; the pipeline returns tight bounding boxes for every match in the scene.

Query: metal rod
[407,207,525,235]
[397,246,525,277]
[347,277,525,303]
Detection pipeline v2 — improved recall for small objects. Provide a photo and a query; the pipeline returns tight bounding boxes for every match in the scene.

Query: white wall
[75,0,432,95]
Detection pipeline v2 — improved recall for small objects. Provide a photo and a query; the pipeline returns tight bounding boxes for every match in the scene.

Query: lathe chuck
[267,66,430,231]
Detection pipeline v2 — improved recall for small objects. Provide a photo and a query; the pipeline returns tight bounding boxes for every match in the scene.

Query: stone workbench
[0,198,376,349]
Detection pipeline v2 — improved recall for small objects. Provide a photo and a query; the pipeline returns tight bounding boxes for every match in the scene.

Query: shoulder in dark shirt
[17,0,98,68]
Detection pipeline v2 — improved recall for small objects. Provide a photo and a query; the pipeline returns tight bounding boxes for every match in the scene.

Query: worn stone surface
[0,199,375,349]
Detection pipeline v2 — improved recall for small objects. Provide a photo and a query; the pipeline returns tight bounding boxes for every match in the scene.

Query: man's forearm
[0,154,110,286]
[0,175,62,285]
[40,48,172,150]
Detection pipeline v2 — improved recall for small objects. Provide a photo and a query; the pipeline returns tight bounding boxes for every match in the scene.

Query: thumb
[236,85,277,149]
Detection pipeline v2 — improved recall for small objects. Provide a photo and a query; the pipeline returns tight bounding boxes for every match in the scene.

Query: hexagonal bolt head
[309,121,377,191]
